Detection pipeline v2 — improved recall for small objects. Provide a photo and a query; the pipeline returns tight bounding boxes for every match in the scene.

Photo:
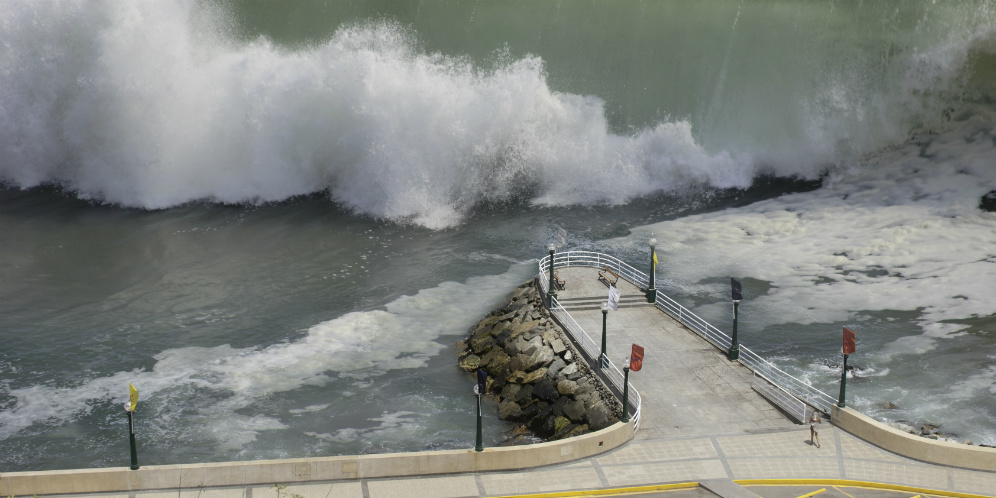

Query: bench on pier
[553,272,566,291]
[598,267,620,286]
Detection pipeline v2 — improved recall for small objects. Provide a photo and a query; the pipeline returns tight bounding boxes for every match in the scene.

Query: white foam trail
[0,266,531,445]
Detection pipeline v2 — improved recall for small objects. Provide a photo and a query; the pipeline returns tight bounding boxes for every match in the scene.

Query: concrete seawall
[0,420,634,496]
[832,406,996,472]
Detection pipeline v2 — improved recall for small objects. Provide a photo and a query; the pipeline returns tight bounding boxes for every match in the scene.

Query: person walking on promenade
[810,413,822,448]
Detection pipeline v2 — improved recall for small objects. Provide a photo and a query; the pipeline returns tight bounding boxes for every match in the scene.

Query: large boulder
[513,384,534,405]
[522,346,555,372]
[499,400,523,420]
[586,400,617,431]
[557,379,578,396]
[546,357,567,378]
[564,399,586,423]
[470,335,494,355]
[522,368,548,384]
[980,190,996,212]
[533,377,560,402]
[458,354,481,372]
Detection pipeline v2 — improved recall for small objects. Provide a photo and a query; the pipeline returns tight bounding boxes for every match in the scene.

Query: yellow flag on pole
[129,383,139,412]
[652,251,658,269]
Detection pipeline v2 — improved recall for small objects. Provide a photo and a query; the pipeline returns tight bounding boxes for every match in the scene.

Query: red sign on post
[629,344,644,372]
[843,327,856,355]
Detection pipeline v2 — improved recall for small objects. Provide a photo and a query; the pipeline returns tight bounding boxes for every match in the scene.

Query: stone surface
[557,379,578,396]
[499,400,523,420]
[458,354,480,372]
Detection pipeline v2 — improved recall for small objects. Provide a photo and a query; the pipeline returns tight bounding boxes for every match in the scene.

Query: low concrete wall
[832,406,996,472]
[1,420,634,496]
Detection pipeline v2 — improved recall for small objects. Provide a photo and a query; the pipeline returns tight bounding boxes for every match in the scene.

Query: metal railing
[539,250,836,418]
[538,255,643,428]
[752,372,808,423]
[547,295,642,428]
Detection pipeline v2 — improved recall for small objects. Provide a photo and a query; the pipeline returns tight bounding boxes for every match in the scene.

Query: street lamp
[600,301,609,368]
[729,278,742,361]
[547,243,557,307]
[124,403,139,470]
[646,235,657,303]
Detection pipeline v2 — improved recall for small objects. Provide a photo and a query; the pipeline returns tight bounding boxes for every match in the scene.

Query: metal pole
[547,246,557,307]
[621,366,631,423]
[475,392,483,452]
[646,236,657,303]
[728,300,740,361]
[838,354,849,408]
[600,305,608,368]
[127,409,139,470]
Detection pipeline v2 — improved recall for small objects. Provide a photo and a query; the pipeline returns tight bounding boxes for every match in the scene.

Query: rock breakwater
[457,278,621,443]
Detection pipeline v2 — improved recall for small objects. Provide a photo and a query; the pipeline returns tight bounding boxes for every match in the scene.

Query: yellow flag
[129,383,139,412]
[652,251,658,268]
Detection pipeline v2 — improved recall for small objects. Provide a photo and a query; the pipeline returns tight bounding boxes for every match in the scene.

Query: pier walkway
[10,268,996,498]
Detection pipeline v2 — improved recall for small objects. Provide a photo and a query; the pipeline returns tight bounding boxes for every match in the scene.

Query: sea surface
[1,0,994,471]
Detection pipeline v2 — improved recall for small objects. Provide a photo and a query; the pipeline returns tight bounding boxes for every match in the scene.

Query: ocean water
[1,0,994,471]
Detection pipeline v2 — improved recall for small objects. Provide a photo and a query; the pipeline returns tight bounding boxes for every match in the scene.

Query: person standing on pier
[810,413,822,448]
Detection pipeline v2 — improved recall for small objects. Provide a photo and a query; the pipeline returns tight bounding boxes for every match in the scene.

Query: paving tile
[367,476,477,498]
[836,431,913,463]
[843,460,949,489]
[951,468,996,495]
[728,456,840,479]
[597,438,718,465]
[603,459,728,487]
[480,465,603,495]
[716,428,829,457]
[139,488,246,498]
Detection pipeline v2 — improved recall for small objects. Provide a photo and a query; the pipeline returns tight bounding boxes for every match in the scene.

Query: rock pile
[457,278,621,443]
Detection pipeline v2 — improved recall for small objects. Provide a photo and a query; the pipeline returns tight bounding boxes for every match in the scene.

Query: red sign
[843,327,856,355]
[629,344,644,372]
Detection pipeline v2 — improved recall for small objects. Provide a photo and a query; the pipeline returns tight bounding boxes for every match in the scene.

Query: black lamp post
[600,301,609,368]
[646,235,657,303]
[124,403,139,470]
[547,243,557,307]
[475,368,486,451]
[729,278,742,362]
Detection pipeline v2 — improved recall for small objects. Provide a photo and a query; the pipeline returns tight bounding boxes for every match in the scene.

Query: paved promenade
[24,268,996,497]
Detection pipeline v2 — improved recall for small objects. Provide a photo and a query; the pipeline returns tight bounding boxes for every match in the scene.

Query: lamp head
[649,234,657,248]
[547,243,556,253]
[601,301,609,313]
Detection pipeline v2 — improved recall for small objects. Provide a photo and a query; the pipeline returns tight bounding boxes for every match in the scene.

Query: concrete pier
[551,266,797,439]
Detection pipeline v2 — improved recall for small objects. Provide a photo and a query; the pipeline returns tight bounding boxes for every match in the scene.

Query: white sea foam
[0,266,530,445]
[633,109,996,351]
[616,105,996,443]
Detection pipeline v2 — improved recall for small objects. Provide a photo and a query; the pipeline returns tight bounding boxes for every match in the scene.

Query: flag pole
[838,353,848,408]
[475,390,483,452]
[728,278,742,361]
[839,327,856,408]
[646,235,657,303]
[126,405,139,470]
[621,365,631,423]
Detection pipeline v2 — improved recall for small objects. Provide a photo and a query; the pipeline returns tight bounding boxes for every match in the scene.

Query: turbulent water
[1,0,994,471]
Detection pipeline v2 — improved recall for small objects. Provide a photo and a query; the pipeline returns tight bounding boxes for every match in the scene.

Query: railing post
[621,366,631,423]
[646,235,657,303]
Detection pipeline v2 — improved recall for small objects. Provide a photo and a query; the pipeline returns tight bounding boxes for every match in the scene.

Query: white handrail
[542,291,642,429]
